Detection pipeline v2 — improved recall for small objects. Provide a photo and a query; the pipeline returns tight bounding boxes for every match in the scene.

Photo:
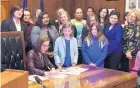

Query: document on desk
[60,67,88,75]
[45,73,69,79]
[28,75,48,82]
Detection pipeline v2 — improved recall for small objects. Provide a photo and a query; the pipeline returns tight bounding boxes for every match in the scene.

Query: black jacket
[1,18,25,32]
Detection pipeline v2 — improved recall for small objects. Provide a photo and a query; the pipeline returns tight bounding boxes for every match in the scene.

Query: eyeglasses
[41,44,50,48]
[24,14,30,16]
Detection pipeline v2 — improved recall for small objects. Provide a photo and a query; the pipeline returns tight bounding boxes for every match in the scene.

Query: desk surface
[80,65,137,88]
[29,65,137,88]
[1,69,28,88]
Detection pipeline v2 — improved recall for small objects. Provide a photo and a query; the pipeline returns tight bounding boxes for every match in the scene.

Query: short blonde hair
[129,9,140,25]
[61,22,74,37]
[56,8,65,19]
[58,11,70,24]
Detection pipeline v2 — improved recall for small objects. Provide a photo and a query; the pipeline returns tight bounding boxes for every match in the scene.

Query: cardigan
[54,36,78,66]
[104,23,124,55]
[31,25,59,47]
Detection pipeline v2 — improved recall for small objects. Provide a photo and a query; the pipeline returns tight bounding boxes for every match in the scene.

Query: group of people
[1,4,140,76]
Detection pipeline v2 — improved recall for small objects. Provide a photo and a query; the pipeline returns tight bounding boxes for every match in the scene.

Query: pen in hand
[47,67,51,71]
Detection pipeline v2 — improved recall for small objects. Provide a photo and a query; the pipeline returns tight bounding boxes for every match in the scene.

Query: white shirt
[13,18,21,31]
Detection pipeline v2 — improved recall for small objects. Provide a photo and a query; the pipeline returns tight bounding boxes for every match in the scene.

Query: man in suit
[1,4,25,32]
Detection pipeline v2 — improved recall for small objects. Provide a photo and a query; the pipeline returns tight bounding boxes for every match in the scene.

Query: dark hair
[23,8,30,12]
[87,7,95,13]
[97,8,109,23]
[34,36,49,52]
[22,8,31,21]
[74,7,83,13]
[109,10,120,19]
[124,12,129,19]
[31,8,42,23]
[35,12,50,28]
[10,4,22,17]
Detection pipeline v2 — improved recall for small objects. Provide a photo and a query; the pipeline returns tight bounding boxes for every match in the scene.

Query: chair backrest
[1,32,26,70]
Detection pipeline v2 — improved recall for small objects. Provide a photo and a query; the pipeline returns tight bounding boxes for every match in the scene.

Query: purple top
[26,50,54,76]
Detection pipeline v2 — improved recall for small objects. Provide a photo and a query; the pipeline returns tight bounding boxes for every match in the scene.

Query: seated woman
[27,36,55,76]
[54,22,78,68]
[82,23,108,67]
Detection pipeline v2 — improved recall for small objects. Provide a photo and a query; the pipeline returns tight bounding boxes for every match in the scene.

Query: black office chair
[1,32,26,70]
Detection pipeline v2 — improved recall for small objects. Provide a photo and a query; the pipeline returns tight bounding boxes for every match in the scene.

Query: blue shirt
[104,23,124,55]
[63,39,71,67]
[82,36,108,67]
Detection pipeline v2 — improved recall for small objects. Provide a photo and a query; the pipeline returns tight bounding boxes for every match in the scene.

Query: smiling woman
[1,4,25,32]
[104,10,124,71]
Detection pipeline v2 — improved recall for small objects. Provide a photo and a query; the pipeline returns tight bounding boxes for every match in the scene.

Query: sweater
[82,36,108,67]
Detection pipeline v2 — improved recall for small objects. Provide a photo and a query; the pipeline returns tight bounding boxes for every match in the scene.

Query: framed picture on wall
[106,0,119,1]
[125,0,139,12]
[108,8,116,14]
[138,0,140,8]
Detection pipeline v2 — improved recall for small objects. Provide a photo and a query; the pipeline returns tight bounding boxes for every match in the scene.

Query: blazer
[54,36,78,66]
[1,18,25,32]
[26,50,54,76]
[104,23,124,55]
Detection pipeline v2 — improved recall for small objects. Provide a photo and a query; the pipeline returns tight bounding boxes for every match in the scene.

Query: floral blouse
[123,24,140,58]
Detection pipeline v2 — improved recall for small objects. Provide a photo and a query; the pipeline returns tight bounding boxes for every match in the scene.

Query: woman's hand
[126,51,132,59]
[46,52,54,57]
[89,63,94,66]
[124,20,128,26]
[72,63,76,67]
[44,68,58,76]
[89,63,96,66]
[58,65,62,71]
[93,64,96,67]
[44,71,50,76]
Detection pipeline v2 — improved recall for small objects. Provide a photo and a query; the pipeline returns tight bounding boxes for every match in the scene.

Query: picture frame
[138,0,140,9]
[125,0,139,12]
[106,0,119,1]
[108,8,116,14]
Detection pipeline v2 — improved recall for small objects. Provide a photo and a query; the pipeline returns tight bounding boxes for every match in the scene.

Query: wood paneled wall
[1,0,125,22]
[1,0,9,23]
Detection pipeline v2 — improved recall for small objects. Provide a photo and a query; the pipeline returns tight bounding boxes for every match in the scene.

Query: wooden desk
[1,69,28,88]
[80,65,137,88]
[28,80,54,88]
[29,65,137,88]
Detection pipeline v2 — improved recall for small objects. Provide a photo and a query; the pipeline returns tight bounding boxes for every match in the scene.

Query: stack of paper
[28,75,48,82]
[45,73,69,78]
[60,67,88,75]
